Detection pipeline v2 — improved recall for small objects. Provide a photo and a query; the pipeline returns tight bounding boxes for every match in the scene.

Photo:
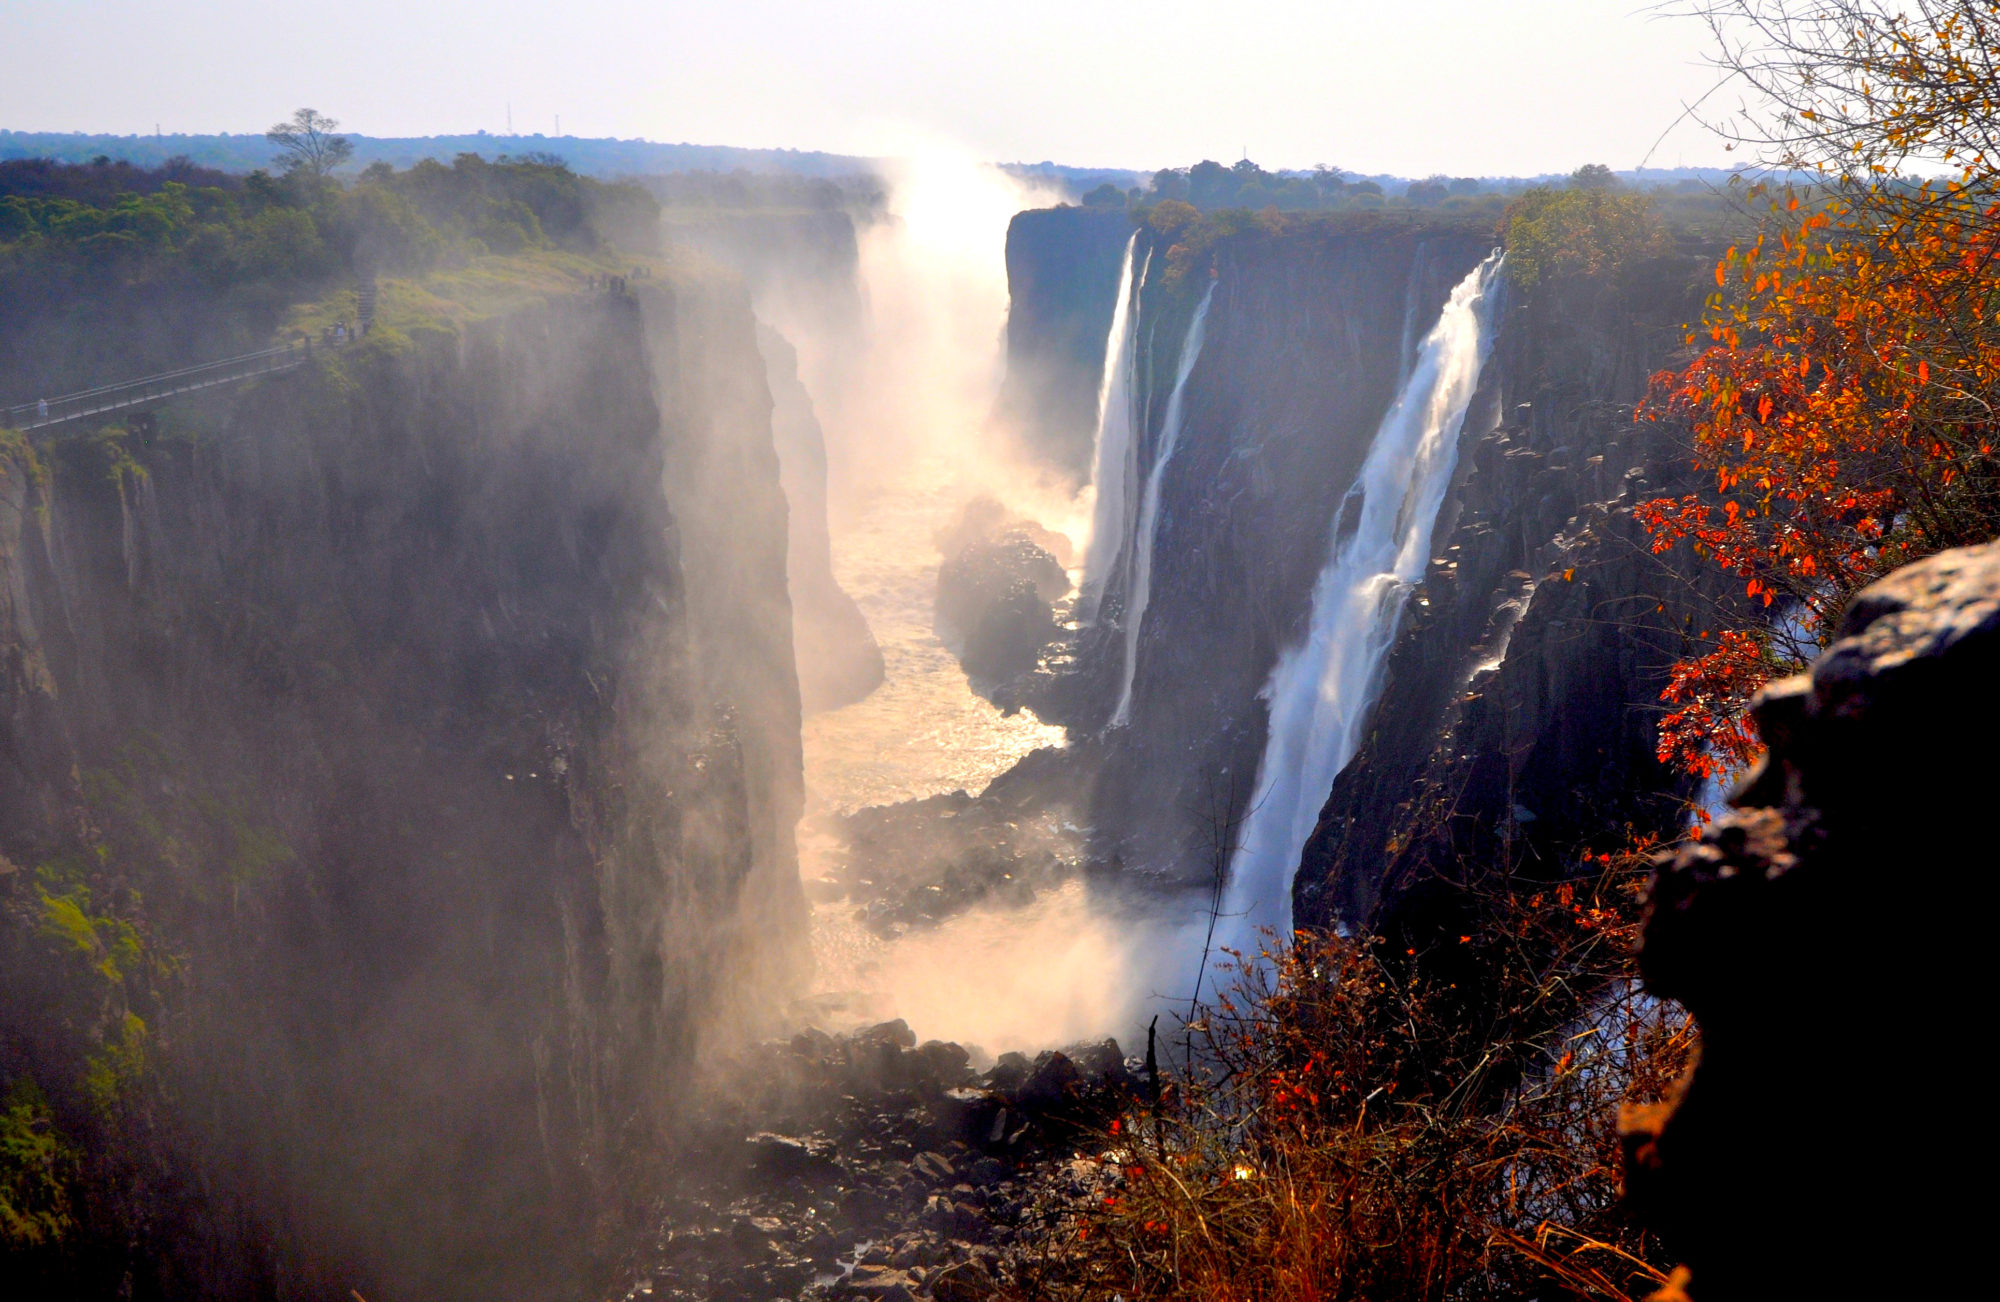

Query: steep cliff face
[1294,256,1717,929]
[659,210,883,717]
[1077,228,1493,887]
[994,206,1133,480]
[998,214,1718,932]
[756,325,884,712]
[0,281,806,1299]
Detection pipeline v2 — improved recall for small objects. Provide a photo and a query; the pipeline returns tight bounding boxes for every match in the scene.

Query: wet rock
[935,497,1071,688]
[843,1263,920,1300]
[929,1257,997,1302]
[932,1087,1002,1143]
[984,1051,1033,1093]
[856,1018,918,1050]
[1061,1038,1133,1092]
[921,1194,986,1240]
[968,1156,1009,1186]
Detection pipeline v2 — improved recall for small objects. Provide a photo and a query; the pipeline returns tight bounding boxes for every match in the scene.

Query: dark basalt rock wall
[0,282,806,1300]
[1292,255,1716,930]
[758,324,884,713]
[1083,229,1493,888]
[663,211,883,718]
[1623,540,1996,1302]
[995,207,1133,480]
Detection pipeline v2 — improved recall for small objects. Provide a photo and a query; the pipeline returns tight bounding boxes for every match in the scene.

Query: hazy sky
[0,1,1732,176]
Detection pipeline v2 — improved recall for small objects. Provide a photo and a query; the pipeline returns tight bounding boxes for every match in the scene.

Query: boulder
[984,1051,1033,1093]
[1061,1037,1134,1092]
[934,497,1072,687]
[912,1040,975,1089]
[844,1264,920,1301]
[929,1257,999,1302]
[1016,1050,1084,1109]
[932,1086,1002,1143]
[744,1132,842,1183]
[1625,541,1998,1301]
[856,1018,918,1049]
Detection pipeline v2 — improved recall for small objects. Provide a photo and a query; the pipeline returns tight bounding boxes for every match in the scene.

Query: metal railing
[4,341,321,433]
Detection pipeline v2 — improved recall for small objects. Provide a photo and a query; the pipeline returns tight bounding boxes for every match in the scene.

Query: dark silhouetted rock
[1624,540,1998,1302]
[1061,1038,1133,1092]
[1017,1050,1084,1109]
[744,1132,842,1183]
[935,497,1071,688]
[984,1051,1033,1093]
[913,1040,974,1089]
[857,1018,918,1049]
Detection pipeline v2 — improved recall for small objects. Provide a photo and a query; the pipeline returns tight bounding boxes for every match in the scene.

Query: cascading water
[1076,233,1147,625]
[1213,249,1506,955]
[1110,281,1217,726]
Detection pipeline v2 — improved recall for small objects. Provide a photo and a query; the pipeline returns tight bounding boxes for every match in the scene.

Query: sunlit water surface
[801,459,1067,820]
[800,455,1084,1048]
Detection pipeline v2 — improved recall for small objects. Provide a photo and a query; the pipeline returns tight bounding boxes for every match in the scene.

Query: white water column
[1077,233,1147,625]
[1111,281,1218,726]
[1213,249,1506,957]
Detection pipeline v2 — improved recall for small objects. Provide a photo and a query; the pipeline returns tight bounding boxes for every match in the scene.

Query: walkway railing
[4,341,321,433]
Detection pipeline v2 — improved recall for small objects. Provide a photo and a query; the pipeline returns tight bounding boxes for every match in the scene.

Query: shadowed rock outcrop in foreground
[1626,540,1998,1302]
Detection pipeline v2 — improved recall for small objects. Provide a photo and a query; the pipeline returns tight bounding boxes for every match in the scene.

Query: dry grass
[1006,850,1693,1302]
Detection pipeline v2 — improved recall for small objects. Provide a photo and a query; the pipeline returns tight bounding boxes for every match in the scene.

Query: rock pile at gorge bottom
[620,1021,1140,1302]
[1624,540,1998,1302]
[803,742,1097,942]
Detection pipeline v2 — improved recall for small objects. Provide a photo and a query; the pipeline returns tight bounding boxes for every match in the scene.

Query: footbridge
[4,339,329,435]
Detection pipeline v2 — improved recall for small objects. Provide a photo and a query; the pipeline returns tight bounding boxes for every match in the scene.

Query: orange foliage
[1636,6,2000,781]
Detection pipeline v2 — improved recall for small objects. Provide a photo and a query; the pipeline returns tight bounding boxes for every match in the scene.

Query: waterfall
[1077,233,1147,625]
[1213,249,1505,954]
[1110,281,1217,726]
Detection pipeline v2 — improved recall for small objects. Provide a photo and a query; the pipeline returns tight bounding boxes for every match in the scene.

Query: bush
[1006,849,1692,1302]
[1504,186,1668,288]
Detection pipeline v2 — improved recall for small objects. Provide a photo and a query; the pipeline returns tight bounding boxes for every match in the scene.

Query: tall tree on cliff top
[267,108,353,179]
[1639,0,2000,779]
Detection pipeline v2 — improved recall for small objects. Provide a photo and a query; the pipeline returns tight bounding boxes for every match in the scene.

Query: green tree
[266,108,353,179]
[1570,162,1619,190]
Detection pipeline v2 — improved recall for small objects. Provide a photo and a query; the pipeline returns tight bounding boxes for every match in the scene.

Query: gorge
[0,147,1833,1302]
